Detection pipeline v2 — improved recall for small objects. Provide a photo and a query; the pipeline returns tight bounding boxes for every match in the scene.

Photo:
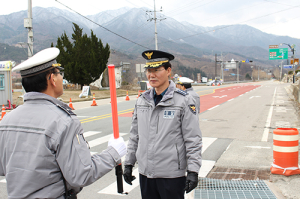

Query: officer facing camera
[124,50,202,199]
[0,47,126,199]
[175,76,200,113]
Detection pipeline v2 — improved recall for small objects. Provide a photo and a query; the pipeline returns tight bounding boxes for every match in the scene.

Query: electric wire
[167,0,219,18]
[164,0,207,15]
[159,3,300,45]
[195,1,270,24]
[55,0,150,49]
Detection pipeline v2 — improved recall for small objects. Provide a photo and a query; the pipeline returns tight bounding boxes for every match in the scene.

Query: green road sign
[269,48,288,60]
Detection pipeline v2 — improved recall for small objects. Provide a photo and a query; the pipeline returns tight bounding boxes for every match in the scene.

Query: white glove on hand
[108,136,127,158]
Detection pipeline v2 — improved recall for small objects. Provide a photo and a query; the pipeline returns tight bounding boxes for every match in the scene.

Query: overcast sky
[2,0,300,40]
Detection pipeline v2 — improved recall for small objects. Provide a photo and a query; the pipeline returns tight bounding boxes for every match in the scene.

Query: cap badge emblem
[145,52,153,59]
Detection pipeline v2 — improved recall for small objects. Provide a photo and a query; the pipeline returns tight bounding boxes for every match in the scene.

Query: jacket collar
[143,81,176,105]
[186,87,193,92]
[24,92,71,110]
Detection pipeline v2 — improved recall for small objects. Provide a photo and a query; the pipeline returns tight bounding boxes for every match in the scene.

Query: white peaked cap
[12,47,61,77]
[177,77,193,84]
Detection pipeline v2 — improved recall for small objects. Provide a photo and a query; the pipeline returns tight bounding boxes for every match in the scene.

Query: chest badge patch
[163,110,175,119]
[188,105,197,115]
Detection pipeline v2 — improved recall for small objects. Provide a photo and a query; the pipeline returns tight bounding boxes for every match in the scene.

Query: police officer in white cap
[124,50,202,199]
[0,47,126,198]
[175,77,200,113]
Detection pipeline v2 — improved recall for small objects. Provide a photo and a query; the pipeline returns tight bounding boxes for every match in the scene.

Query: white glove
[108,136,127,158]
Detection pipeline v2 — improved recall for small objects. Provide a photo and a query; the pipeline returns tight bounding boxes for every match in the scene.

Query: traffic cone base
[125,90,130,101]
[270,166,300,176]
[91,95,98,106]
[69,98,75,110]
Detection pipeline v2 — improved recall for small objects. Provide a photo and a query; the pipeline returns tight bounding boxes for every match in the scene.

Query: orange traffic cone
[91,93,98,106]
[0,105,6,121]
[69,98,75,110]
[125,90,130,101]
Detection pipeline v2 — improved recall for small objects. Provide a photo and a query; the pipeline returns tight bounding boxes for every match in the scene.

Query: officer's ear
[166,67,171,77]
[48,72,57,88]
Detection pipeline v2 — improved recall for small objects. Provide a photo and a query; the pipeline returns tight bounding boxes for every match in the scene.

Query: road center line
[261,87,277,142]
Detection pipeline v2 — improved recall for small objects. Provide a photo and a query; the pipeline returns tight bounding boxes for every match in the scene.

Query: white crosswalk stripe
[84,131,103,138]
[97,137,217,196]
[88,133,127,148]
[0,132,218,198]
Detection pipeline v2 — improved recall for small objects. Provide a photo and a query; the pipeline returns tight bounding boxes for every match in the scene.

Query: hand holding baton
[108,64,126,194]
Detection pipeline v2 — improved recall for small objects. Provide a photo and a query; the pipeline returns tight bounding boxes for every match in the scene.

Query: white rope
[271,163,300,174]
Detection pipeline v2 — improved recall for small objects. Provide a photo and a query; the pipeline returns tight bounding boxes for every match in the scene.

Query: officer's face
[52,69,64,98]
[146,66,171,90]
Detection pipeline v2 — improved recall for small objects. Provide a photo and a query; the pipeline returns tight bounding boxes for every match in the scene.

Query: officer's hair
[182,83,192,89]
[162,62,171,69]
[22,68,57,92]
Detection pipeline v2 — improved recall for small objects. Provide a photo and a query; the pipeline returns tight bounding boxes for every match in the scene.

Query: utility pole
[146,0,165,50]
[221,52,224,81]
[237,62,239,83]
[258,66,260,81]
[280,61,283,81]
[215,54,217,79]
[24,0,33,58]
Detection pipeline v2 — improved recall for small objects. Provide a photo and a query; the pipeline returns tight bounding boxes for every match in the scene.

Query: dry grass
[12,89,138,106]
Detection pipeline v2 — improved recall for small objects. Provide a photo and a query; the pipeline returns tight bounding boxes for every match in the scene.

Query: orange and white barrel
[271,128,300,176]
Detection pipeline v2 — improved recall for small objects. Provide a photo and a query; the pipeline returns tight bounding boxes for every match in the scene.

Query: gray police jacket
[186,87,200,113]
[125,81,202,178]
[0,92,121,199]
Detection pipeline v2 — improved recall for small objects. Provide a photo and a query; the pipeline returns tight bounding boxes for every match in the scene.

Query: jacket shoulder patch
[56,104,76,116]
[175,89,187,96]
[188,104,197,115]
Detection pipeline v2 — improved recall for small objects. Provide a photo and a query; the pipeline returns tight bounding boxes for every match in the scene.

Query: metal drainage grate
[194,178,277,199]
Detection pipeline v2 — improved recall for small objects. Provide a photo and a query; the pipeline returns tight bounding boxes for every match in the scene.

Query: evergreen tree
[54,23,110,89]
[245,73,252,80]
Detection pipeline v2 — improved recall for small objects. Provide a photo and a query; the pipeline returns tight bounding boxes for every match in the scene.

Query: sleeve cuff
[107,146,122,165]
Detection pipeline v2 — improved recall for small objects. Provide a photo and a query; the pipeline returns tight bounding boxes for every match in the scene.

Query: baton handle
[115,164,124,193]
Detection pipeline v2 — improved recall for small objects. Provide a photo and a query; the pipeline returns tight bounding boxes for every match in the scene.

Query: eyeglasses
[53,71,64,78]
[49,71,64,80]
[144,68,165,74]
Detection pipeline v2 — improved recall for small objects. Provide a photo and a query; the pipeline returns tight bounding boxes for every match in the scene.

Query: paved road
[1,81,298,198]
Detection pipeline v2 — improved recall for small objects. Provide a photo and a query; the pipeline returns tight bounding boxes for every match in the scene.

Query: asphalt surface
[1,81,300,199]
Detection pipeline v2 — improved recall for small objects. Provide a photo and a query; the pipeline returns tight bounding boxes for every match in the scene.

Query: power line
[159,3,300,45]
[54,0,150,49]
[164,0,207,15]
[167,0,219,18]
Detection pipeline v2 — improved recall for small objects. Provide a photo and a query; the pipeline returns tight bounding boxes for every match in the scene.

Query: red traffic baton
[108,64,124,194]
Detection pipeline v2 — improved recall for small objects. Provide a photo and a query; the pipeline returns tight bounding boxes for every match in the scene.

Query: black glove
[123,165,136,185]
[184,171,198,193]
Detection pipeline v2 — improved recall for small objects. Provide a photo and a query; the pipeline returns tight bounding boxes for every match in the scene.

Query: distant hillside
[0,43,27,63]
[1,6,299,79]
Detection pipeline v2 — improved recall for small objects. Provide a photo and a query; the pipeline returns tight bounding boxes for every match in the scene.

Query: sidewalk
[70,94,138,110]
[268,83,300,199]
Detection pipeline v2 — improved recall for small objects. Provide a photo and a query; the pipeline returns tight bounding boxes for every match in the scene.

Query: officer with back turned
[123,50,202,199]
[0,47,126,198]
[176,76,200,113]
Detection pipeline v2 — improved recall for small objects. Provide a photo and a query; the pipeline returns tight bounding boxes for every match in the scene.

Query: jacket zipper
[175,143,180,169]
[156,115,159,134]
